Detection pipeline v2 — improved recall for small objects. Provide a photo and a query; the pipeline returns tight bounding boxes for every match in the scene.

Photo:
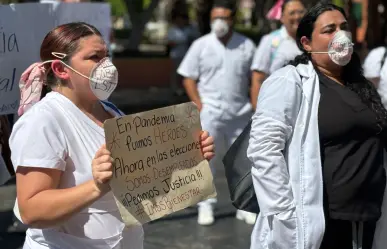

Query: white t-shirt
[10,92,144,249]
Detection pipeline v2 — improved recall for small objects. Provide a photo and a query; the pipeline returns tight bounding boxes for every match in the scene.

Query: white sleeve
[247,68,302,247]
[270,46,289,74]
[364,47,386,79]
[270,42,301,74]
[378,59,387,110]
[246,39,257,71]
[177,40,201,80]
[250,35,272,74]
[9,109,67,171]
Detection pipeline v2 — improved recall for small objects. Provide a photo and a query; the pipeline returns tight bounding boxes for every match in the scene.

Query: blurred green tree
[108,0,128,17]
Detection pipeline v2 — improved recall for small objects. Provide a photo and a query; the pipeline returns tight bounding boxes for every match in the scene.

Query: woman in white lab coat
[248,3,387,249]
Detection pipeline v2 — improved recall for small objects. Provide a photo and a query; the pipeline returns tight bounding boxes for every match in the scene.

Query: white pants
[198,107,251,207]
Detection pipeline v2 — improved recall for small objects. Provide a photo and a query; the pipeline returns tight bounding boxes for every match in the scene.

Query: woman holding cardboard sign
[9,22,215,249]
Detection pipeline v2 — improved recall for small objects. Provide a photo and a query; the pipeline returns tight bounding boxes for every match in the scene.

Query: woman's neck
[54,87,99,114]
[316,65,344,85]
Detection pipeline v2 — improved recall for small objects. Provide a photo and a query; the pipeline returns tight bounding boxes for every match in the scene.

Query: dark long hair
[289,3,387,128]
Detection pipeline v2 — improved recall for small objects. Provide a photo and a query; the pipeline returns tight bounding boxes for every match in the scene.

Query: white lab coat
[269,38,301,74]
[247,61,387,249]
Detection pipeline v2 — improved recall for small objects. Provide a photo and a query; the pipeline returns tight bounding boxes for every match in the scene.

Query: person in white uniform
[269,37,302,73]
[10,22,215,249]
[177,0,257,226]
[248,3,387,249]
[250,0,305,109]
[363,44,387,86]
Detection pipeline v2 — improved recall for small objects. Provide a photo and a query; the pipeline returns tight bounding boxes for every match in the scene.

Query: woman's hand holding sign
[200,131,215,161]
[92,144,113,195]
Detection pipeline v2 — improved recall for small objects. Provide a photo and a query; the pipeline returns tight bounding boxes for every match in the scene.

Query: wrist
[90,180,110,198]
[195,101,202,110]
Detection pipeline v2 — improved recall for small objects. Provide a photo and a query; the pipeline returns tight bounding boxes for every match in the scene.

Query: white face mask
[310,30,354,66]
[49,52,118,100]
[211,19,229,38]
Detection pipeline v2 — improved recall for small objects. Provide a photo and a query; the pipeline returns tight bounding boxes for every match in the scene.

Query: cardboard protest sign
[104,102,217,227]
[0,3,53,115]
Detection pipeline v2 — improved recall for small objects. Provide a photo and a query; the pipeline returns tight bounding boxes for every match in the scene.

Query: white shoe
[236,210,257,225]
[198,205,214,226]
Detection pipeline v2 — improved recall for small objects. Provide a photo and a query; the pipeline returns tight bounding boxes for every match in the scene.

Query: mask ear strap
[50,58,90,80]
[309,51,336,54]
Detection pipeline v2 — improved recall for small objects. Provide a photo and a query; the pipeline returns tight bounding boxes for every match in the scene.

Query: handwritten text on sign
[104,102,216,227]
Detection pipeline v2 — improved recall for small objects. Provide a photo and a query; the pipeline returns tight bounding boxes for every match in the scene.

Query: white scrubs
[178,32,256,204]
[10,92,144,249]
[363,46,387,84]
[269,38,301,74]
[251,26,290,75]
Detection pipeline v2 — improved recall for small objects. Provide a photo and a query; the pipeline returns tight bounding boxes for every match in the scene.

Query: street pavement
[0,88,254,249]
